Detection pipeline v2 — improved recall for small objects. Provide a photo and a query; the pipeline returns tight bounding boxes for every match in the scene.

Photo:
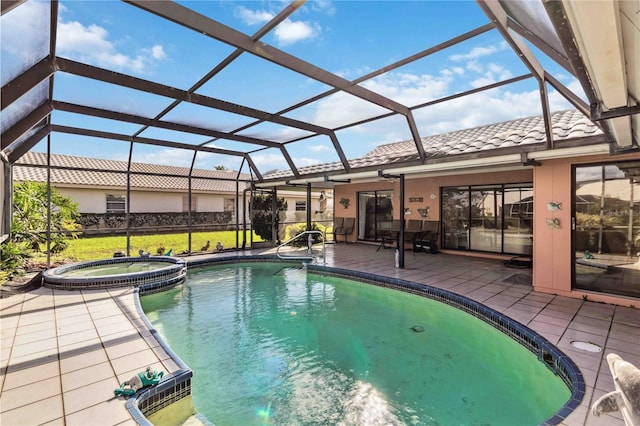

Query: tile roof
[13,152,251,193]
[264,110,604,179]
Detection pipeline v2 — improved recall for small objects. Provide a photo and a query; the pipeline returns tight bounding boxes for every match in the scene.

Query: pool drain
[570,340,602,353]
[410,325,425,333]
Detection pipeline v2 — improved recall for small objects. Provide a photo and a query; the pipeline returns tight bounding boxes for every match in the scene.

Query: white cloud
[310,1,336,16]
[55,18,166,74]
[304,70,454,129]
[470,64,513,88]
[466,60,484,74]
[148,45,167,60]
[275,19,320,45]
[235,6,273,25]
[133,148,194,167]
[449,42,508,62]
[235,6,320,46]
[309,144,331,153]
[250,152,290,171]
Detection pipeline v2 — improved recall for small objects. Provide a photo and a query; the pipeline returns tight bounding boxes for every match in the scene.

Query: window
[182,196,197,212]
[106,194,126,213]
[224,198,235,213]
[295,201,306,211]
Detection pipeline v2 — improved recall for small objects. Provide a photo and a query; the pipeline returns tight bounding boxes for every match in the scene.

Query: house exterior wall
[333,169,533,243]
[404,169,533,220]
[334,164,637,307]
[53,186,234,214]
[334,168,533,224]
[58,187,112,213]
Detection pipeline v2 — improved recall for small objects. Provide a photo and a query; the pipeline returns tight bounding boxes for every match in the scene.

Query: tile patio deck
[1,243,638,425]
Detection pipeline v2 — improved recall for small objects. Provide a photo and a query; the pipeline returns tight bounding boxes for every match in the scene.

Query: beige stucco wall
[55,186,233,214]
[60,187,109,213]
[56,186,323,224]
[129,191,224,213]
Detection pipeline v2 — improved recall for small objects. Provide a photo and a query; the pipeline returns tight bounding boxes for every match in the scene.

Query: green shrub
[284,222,326,247]
[12,181,81,253]
[0,240,31,283]
[251,194,287,242]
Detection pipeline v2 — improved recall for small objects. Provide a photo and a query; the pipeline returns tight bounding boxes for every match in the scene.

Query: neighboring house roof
[13,152,251,193]
[264,110,604,179]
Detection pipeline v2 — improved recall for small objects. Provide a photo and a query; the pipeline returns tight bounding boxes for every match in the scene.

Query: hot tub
[42,256,187,293]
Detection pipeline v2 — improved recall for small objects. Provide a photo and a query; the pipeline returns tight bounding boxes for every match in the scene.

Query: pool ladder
[276,230,326,265]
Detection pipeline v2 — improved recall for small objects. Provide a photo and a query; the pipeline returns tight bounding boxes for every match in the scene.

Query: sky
[1,0,583,175]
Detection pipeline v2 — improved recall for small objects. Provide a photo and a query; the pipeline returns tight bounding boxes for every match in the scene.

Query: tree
[11,181,81,253]
[251,193,287,242]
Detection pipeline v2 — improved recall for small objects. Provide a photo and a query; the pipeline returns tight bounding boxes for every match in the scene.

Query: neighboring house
[13,151,330,234]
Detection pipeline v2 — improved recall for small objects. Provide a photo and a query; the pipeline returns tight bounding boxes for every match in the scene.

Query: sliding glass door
[357,191,393,241]
[442,187,470,250]
[442,183,532,255]
[574,162,640,298]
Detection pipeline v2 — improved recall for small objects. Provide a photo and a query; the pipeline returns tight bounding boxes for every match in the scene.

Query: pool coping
[132,254,585,425]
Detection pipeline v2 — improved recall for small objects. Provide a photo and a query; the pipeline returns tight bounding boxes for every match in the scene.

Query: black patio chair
[335,217,355,243]
[413,220,440,254]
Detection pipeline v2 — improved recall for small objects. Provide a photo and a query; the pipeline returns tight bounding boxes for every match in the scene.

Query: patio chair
[413,220,440,254]
[335,217,355,243]
[403,219,423,247]
[377,219,401,251]
[332,217,344,242]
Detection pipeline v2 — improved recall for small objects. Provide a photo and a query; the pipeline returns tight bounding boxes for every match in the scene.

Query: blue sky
[2,0,582,174]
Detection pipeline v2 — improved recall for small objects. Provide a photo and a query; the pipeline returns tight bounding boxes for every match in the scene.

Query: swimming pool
[141,261,581,425]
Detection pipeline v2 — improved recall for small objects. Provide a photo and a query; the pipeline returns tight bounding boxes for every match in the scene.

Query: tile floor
[1,243,638,425]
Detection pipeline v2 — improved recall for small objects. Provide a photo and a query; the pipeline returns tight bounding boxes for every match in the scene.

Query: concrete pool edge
[130,254,585,425]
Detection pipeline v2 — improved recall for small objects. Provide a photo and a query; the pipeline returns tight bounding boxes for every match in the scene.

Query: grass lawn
[34,230,264,263]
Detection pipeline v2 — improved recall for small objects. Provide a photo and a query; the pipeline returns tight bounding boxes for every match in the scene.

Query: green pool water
[141,263,570,425]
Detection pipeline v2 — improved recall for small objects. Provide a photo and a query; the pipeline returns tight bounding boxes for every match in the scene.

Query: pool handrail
[276,230,326,264]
